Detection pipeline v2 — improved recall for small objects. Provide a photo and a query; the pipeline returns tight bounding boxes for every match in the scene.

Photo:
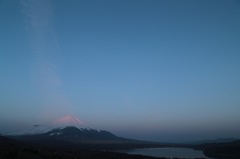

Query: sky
[0,0,240,142]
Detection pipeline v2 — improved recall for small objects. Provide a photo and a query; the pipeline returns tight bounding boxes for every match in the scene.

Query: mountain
[51,115,89,129]
[8,115,126,142]
[47,126,120,140]
[194,140,240,159]
[6,115,168,151]
[7,115,90,135]
[0,134,20,146]
[192,138,240,145]
[13,126,123,142]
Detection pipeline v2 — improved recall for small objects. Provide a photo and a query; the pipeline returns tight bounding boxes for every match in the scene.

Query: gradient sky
[1,0,240,142]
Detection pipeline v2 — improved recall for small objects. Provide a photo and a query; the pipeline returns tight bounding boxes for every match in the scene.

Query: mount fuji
[8,115,125,142]
[3,116,171,152]
[6,115,88,135]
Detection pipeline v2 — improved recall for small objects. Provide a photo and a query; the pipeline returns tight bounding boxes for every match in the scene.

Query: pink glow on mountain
[52,115,88,128]
[6,115,90,135]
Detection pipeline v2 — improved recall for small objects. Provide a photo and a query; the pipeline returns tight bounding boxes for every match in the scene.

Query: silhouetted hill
[195,140,240,159]
[0,135,20,146]
[192,138,239,144]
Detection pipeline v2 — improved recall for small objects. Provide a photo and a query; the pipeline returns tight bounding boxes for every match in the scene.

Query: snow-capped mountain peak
[52,115,88,129]
[6,115,123,141]
[7,115,90,135]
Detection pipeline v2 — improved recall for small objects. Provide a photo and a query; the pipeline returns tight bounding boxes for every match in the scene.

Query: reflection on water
[126,147,210,159]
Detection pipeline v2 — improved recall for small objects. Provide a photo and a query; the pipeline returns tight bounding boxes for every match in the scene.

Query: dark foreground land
[195,140,240,159]
[0,135,204,159]
[1,135,239,159]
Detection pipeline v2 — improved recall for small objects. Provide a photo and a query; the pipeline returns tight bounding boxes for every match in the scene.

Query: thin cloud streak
[21,0,73,120]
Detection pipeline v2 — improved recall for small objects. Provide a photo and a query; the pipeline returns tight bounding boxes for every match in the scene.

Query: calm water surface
[125,147,211,159]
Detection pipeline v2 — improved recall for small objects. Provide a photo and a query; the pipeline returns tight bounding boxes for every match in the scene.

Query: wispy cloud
[21,0,73,120]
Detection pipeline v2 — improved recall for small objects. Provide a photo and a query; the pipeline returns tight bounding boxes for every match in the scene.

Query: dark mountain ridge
[12,126,123,141]
[194,140,240,159]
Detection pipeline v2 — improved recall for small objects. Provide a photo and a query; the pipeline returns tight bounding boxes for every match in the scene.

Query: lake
[124,147,211,159]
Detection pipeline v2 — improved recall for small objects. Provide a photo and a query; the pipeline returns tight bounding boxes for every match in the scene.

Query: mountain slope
[5,115,165,151]
[7,115,90,136]
[47,126,120,140]
[194,140,240,159]
[13,126,123,141]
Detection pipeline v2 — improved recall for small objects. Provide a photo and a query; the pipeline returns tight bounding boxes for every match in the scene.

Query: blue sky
[1,0,240,142]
